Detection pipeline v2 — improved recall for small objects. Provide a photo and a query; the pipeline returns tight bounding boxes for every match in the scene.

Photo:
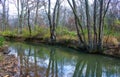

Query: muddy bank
[103,45,120,58]
[3,36,120,58]
[4,36,81,50]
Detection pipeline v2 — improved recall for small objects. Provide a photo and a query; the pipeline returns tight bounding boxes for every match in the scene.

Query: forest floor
[0,48,19,77]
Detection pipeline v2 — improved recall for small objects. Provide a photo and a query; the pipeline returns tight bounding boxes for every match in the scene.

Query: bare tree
[98,0,111,51]
[85,0,93,51]
[34,0,39,26]
[93,0,97,50]
[1,0,7,31]
[68,0,111,52]
[46,0,60,42]
[67,0,86,47]
[16,0,25,34]
[27,0,32,36]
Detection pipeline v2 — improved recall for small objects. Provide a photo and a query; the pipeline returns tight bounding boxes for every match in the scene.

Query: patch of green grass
[0,25,119,42]
[33,26,50,38]
[1,30,17,36]
[56,26,77,40]
[21,26,50,38]
[2,30,13,36]
[104,28,120,37]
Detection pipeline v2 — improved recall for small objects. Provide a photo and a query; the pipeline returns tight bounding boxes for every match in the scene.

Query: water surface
[8,42,120,77]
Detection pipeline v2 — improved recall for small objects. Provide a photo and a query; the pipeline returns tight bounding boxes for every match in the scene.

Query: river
[7,42,120,77]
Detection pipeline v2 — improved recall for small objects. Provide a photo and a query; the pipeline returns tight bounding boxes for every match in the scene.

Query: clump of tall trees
[67,0,112,52]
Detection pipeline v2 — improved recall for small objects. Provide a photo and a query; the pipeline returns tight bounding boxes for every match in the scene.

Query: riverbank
[3,35,120,58]
[0,35,120,76]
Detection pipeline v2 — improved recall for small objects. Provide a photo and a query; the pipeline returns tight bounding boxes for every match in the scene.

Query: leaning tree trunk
[72,0,84,44]
[67,0,86,47]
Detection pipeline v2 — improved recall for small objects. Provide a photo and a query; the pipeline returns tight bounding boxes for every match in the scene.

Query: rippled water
[8,42,120,77]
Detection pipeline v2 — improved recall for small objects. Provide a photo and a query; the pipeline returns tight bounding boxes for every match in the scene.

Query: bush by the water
[0,36,5,47]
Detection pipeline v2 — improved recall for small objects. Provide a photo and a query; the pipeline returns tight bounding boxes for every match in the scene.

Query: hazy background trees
[0,0,119,52]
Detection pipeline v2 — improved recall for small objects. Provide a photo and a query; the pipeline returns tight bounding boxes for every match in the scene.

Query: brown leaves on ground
[0,54,19,77]
[103,36,120,58]
[103,36,119,46]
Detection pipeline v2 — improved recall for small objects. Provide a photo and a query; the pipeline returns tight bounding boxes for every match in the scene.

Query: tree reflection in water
[73,55,120,77]
[8,42,120,77]
[46,48,58,77]
[17,44,47,77]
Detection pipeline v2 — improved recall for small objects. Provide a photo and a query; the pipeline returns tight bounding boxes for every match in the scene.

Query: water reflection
[46,48,58,77]
[73,55,120,77]
[8,42,120,77]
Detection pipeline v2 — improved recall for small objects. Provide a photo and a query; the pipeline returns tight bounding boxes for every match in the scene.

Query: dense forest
[0,0,120,52]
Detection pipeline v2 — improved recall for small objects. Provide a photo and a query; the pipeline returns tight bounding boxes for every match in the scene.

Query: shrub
[1,30,18,36]
[0,36,5,47]
[22,28,30,37]
[2,31,12,36]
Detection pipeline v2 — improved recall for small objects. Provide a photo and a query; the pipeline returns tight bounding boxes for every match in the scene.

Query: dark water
[8,42,120,77]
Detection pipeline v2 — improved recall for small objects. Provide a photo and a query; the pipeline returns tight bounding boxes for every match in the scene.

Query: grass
[0,25,119,42]
[104,28,120,41]
[56,26,78,40]
[0,26,78,40]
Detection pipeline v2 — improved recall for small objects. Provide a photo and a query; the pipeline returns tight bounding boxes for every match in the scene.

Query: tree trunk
[98,0,104,51]
[85,0,93,51]
[67,0,86,46]
[2,0,6,31]
[28,9,31,36]
[34,0,39,26]
[93,0,97,50]
[48,0,53,42]
[72,0,84,44]
[47,0,60,42]
[17,0,20,34]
